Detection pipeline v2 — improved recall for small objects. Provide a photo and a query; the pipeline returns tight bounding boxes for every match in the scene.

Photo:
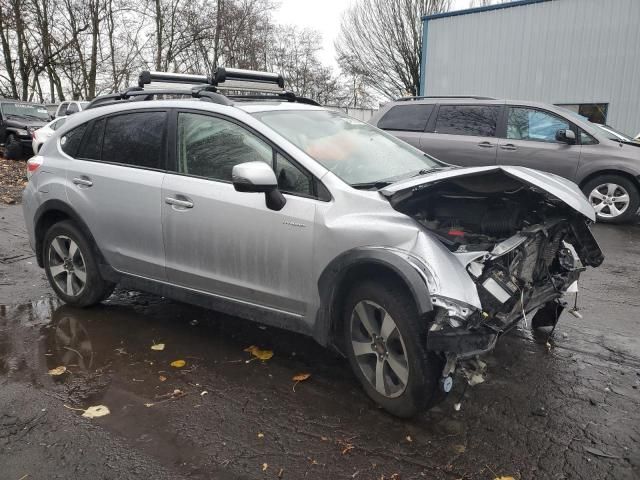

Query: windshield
[253,109,442,186]
[1,102,50,121]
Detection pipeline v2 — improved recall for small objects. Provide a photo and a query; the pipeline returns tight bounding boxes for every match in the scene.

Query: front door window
[507,107,570,143]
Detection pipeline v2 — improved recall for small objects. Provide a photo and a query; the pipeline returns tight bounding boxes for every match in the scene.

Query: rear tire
[43,220,115,307]
[343,280,443,418]
[5,134,23,160]
[582,174,640,224]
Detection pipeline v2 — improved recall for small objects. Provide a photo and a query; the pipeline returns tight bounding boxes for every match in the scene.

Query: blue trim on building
[419,19,429,97]
[419,0,552,95]
[422,0,550,21]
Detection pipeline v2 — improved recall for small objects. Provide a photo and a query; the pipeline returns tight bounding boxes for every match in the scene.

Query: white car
[54,101,89,118]
[32,116,67,154]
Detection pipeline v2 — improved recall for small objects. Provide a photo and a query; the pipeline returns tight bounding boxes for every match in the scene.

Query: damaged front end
[382,166,604,377]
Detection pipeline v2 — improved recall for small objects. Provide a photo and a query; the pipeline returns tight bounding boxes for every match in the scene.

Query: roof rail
[86,67,319,109]
[395,95,496,101]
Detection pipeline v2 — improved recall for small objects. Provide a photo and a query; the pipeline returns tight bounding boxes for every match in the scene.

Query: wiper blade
[350,180,393,190]
[409,166,453,178]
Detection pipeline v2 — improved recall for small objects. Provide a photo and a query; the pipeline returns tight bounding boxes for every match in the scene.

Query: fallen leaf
[151,343,165,351]
[262,463,268,471]
[257,432,264,438]
[244,345,273,361]
[159,375,167,382]
[494,477,515,480]
[292,372,311,391]
[48,366,67,376]
[405,435,413,443]
[145,403,154,408]
[82,405,110,418]
[453,444,466,454]
[584,446,620,459]
[170,359,186,368]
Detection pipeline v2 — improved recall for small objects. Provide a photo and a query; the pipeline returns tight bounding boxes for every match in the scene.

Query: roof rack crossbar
[227,92,319,106]
[396,95,496,101]
[86,87,233,109]
[87,67,314,110]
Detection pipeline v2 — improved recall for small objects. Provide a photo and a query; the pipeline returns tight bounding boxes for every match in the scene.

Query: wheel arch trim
[33,200,106,268]
[313,246,433,347]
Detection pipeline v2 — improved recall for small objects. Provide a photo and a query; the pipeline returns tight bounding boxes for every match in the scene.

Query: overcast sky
[274,0,478,70]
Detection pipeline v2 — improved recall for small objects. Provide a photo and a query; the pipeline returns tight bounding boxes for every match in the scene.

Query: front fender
[313,246,433,346]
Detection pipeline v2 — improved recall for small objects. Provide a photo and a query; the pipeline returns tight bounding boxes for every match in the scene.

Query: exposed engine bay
[392,171,604,332]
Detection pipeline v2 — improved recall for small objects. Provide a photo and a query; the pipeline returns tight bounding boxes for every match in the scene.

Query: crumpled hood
[380,165,596,222]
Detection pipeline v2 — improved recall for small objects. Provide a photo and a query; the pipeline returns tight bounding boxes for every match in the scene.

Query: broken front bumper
[427,326,498,359]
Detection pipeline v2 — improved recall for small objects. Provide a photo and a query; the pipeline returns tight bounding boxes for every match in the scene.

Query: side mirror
[556,129,576,144]
[232,161,286,211]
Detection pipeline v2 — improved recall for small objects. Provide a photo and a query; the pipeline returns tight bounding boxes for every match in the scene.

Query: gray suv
[370,97,640,223]
[23,70,603,417]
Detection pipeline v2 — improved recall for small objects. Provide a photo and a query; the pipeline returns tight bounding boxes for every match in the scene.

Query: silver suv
[370,97,640,223]
[23,70,603,417]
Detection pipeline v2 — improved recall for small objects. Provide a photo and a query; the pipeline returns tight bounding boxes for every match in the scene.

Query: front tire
[343,280,443,418]
[43,220,115,307]
[5,134,23,160]
[582,174,640,223]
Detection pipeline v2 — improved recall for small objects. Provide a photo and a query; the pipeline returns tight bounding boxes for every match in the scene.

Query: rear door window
[101,112,166,169]
[435,105,500,137]
[377,104,434,132]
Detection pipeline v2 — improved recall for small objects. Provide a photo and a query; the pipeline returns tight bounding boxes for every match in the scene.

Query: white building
[420,0,640,135]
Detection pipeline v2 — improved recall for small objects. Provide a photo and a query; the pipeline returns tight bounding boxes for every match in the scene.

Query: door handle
[165,196,194,209]
[500,144,517,151]
[72,177,93,187]
[477,141,494,148]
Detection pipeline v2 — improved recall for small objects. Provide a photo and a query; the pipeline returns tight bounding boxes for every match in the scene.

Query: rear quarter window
[377,104,434,132]
[60,124,88,157]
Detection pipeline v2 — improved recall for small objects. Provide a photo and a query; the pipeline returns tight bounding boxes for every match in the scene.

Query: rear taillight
[27,155,43,179]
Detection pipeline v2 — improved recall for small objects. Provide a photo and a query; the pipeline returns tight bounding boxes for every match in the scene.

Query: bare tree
[336,0,451,99]
[0,0,365,107]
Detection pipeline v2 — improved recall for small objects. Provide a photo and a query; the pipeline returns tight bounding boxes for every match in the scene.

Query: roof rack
[395,95,496,101]
[86,67,319,110]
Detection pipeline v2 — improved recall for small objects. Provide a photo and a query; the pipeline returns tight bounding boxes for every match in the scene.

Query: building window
[556,103,608,125]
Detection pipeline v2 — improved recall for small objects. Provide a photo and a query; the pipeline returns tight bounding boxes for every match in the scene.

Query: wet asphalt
[1,204,639,480]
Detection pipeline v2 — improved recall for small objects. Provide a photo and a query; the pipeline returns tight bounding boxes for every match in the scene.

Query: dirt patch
[0,155,27,204]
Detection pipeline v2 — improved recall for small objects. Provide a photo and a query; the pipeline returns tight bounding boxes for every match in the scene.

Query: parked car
[32,116,67,154]
[0,99,50,159]
[55,100,89,118]
[370,97,640,223]
[23,69,603,417]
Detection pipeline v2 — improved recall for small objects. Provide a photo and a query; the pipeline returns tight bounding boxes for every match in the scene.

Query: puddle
[2,296,637,479]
